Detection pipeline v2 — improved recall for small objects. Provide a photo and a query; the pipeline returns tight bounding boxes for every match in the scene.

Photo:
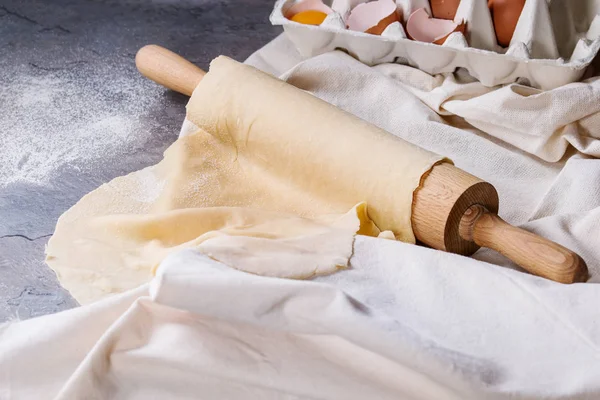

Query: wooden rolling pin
[135,44,588,284]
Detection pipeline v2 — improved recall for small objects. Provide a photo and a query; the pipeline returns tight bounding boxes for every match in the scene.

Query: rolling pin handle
[135,45,206,96]
[459,205,589,284]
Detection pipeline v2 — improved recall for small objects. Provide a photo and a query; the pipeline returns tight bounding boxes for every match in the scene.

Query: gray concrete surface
[0,0,279,321]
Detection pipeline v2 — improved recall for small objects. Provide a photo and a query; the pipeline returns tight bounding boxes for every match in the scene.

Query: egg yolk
[290,10,328,25]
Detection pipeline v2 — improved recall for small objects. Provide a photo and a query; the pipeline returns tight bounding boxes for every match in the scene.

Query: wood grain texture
[136,45,206,96]
[412,162,499,255]
[414,163,587,284]
[460,205,589,283]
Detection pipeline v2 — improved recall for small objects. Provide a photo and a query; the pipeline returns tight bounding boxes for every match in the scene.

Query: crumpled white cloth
[2,247,600,399]
[2,34,600,399]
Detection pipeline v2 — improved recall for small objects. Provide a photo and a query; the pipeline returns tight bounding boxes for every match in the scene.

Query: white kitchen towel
[2,247,600,399]
[2,34,600,399]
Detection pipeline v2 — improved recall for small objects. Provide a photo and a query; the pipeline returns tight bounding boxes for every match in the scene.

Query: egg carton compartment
[270,0,600,89]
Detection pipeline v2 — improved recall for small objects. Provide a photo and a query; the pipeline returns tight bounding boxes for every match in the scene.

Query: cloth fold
[249,35,600,163]
[3,242,600,399]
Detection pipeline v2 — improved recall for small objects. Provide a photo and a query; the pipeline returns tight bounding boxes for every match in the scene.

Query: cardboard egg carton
[270,0,600,89]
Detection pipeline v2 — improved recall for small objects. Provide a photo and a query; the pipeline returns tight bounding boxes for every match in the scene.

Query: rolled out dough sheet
[46,56,444,304]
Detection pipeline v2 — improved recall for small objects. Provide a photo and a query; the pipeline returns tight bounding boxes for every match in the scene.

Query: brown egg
[430,0,461,20]
[489,0,525,47]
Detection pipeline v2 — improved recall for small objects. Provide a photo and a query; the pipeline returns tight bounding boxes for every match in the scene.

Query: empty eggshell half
[407,8,465,45]
[347,0,401,35]
[285,0,333,25]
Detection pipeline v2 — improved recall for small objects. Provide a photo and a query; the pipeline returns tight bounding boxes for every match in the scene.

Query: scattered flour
[0,61,167,187]
[129,166,166,204]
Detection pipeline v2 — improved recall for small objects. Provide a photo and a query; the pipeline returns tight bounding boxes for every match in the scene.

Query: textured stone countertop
[0,0,279,322]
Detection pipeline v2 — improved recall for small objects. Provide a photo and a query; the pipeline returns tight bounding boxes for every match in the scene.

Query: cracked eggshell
[347,0,401,35]
[407,8,465,45]
[489,0,525,47]
[430,0,461,20]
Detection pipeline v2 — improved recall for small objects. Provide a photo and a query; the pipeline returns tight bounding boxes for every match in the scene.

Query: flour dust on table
[0,65,166,187]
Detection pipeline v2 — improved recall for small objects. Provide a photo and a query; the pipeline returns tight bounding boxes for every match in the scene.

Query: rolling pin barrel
[135,45,589,284]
